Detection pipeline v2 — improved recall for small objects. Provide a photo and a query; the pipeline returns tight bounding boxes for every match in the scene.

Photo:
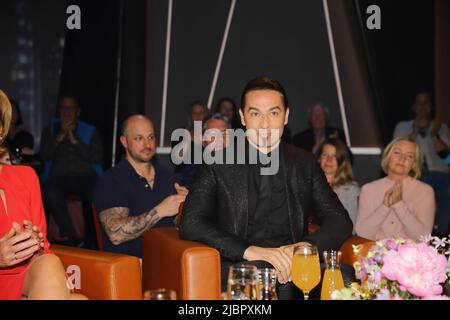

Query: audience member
[292,103,346,155]
[356,137,435,241]
[317,138,360,233]
[174,113,231,188]
[5,99,35,161]
[214,97,243,131]
[393,92,450,235]
[39,95,103,247]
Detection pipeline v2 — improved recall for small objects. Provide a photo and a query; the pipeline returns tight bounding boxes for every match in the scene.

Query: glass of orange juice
[291,243,321,300]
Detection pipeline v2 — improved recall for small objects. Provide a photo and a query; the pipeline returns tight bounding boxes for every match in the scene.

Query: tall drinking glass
[291,244,321,300]
[227,264,259,300]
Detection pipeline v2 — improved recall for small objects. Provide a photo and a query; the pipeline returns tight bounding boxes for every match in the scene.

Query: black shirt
[94,158,179,257]
[247,143,293,247]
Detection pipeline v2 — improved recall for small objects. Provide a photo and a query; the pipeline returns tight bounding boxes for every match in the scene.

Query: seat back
[142,228,221,300]
[91,203,104,251]
[339,235,375,267]
[52,244,142,300]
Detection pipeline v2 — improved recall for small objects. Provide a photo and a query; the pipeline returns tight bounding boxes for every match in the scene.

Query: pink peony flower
[381,243,448,298]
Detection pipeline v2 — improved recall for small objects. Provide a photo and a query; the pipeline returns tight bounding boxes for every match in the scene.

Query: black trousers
[42,172,97,247]
[221,258,357,300]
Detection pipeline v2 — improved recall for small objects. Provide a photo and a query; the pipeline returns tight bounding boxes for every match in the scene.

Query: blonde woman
[0,90,71,299]
[356,137,435,241]
[317,138,360,233]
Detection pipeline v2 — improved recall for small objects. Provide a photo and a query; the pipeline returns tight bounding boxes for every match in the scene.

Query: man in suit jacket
[292,103,346,154]
[179,77,353,299]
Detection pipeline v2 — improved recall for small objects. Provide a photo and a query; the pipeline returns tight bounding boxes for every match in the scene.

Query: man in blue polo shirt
[94,115,188,257]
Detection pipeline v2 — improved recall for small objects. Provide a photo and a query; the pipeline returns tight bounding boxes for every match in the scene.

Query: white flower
[419,234,433,244]
[432,237,448,249]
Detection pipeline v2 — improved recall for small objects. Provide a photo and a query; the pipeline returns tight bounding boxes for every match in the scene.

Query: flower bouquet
[332,235,450,300]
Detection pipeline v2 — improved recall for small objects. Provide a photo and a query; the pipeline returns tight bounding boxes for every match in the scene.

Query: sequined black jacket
[179,142,353,262]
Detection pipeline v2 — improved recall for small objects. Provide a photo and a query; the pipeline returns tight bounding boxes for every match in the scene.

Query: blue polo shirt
[94,158,178,257]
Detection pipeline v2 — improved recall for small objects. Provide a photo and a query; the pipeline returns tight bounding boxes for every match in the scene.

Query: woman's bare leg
[22,254,70,300]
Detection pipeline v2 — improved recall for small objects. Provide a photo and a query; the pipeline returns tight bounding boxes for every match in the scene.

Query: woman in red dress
[0,90,70,299]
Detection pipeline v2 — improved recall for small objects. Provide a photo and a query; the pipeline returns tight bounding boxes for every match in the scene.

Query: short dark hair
[58,95,80,109]
[240,76,288,111]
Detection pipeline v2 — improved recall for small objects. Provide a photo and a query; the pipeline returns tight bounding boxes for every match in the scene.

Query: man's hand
[66,130,78,144]
[155,194,186,218]
[243,246,292,284]
[174,183,189,196]
[0,222,40,268]
[55,130,67,143]
[279,241,312,260]
[430,119,442,137]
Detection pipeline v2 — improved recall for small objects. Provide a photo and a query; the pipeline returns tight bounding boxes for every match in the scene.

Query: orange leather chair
[141,227,221,300]
[52,244,142,300]
[141,227,374,300]
[339,235,375,266]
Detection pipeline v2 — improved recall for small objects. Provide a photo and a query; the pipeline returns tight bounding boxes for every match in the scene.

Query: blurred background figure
[317,138,360,233]
[174,113,231,189]
[356,137,435,241]
[40,95,103,248]
[214,97,243,131]
[187,100,208,136]
[293,103,347,155]
[202,113,230,150]
[4,99,39,168]
[393,92,450,236]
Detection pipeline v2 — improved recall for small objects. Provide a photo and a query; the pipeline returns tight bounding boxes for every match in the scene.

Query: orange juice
[291,254,321,292]
[320,268,344,300]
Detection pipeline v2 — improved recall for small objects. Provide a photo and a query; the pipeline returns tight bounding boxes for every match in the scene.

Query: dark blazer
[292,126,346,152]
[179,142,353,262]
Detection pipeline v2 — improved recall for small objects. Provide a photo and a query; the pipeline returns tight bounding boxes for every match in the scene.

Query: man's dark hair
[58,94,80,109]
[240,76,289,111]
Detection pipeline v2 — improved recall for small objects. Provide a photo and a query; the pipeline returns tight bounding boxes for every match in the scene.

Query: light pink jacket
[356,176,435,241]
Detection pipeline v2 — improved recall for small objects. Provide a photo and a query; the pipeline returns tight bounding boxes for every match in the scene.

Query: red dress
[0,165,51,300]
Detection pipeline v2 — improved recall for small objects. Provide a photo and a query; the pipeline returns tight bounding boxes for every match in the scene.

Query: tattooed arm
[99,207,161,245]
[99,193,186,245]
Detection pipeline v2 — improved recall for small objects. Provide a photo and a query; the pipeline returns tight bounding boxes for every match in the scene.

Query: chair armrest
[52,244,142,300]
[142,227,221,300]
[339,236,375,266]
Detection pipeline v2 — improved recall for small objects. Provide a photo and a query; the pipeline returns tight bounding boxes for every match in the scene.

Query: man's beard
[129,149,154,163]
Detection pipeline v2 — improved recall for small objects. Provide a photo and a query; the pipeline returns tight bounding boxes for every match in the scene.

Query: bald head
[120,115,156,163]
[121,115,154,136]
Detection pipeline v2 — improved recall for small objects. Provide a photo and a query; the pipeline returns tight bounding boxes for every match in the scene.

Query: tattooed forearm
[99,207,161,245]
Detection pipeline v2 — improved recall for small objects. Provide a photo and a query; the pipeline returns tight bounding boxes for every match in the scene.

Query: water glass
[227,264,259,300]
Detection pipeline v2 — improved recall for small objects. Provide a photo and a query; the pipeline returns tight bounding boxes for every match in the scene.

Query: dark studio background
[0,0,448,182]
